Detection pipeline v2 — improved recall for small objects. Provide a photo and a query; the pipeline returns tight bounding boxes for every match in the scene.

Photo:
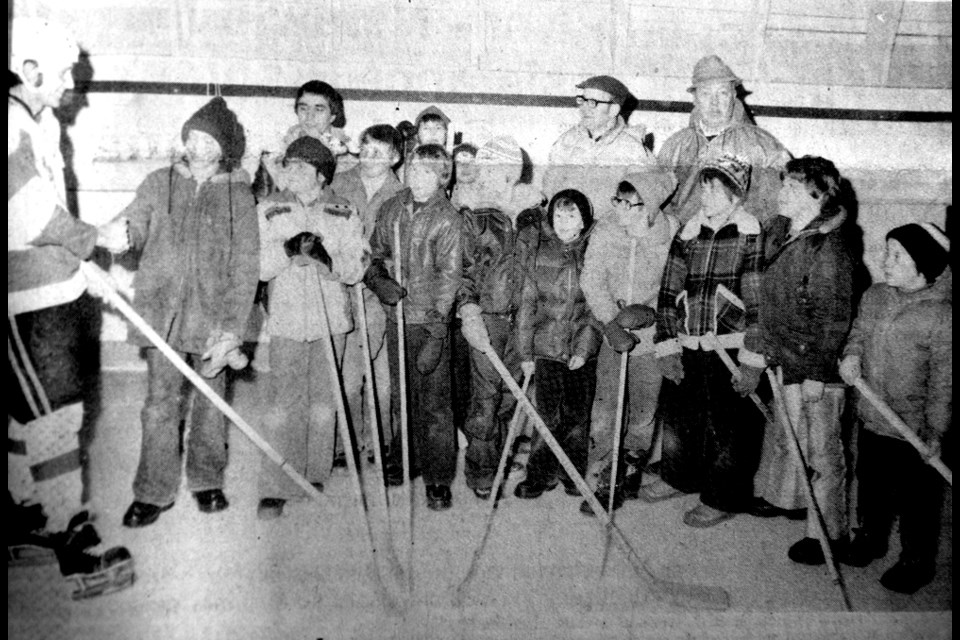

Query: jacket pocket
[714,284,745,335]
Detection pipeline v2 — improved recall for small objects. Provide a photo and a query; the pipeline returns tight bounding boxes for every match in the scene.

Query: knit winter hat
[688,55,742,93]
[475,136,523,166]
[415,105,451,127]
[700,153,751,198]
[181,97,246,171]
[886,223,951,283]
[285,136,337,185]
[620,168,679,211]
[576,75,631,106]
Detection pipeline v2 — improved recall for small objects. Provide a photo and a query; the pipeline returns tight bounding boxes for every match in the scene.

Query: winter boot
[879,557,936,595]
[8,502,59,567]
[839,531,888,568]
[579,452,643,516]
[56,512,135,600]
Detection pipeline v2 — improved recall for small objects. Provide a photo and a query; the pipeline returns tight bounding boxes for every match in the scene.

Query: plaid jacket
[654,206,765,367]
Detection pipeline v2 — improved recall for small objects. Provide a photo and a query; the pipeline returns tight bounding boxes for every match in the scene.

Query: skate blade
[67,558,136,600]
[8,544,58,567]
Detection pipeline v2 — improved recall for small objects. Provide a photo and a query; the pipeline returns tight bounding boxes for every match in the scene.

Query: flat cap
[576,75,630,105]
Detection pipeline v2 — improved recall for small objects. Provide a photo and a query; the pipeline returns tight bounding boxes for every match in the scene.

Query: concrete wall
[14,0,952,345]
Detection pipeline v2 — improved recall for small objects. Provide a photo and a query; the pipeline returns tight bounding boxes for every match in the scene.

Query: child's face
[284,159,323,197]
[417,121,448,147]
[406,160,442,202]
[359,139,398,179]
[296,93,335,135]
[185,129,223,168]
[454,151,477,184]
[701,178,736,219]
[553,205,584,243]
[778,176,817,221]
[612,189,643,227]
[883,239,925,290]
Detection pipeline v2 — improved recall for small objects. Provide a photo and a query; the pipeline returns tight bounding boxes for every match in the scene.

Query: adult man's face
[577,88,619,133]
[693,80,736,131]
[295,92,335,136]
[21,56,76,111]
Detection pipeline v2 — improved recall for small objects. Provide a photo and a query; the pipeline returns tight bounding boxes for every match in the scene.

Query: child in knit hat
[838,222,951,594]
[578,167,679,514]
[105,96,259,527]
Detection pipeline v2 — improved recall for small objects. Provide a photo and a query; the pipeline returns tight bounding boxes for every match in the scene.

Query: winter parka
[517,223,602,364]
[658,100,790,226]
[369,188,464,325]
[843,272,952,444]
[258,187,368,340]
[760,211,855,385]
[123,162,260,354]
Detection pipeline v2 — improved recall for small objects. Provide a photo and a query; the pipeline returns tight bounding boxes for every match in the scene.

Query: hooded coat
[658,100,790,226]
[843,272,952,443]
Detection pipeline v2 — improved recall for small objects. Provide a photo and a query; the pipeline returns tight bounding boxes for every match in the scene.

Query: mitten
[615,303,656,330]
[363,265,406,305]
[459,303,491,351]
[604,321,639,353]
[415,324,447,375]
[200,332,243,378]
[838,355,861,386]
[657,353,684,384]
[732,364,764,397]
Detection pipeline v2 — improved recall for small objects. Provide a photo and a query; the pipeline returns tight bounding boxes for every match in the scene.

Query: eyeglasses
[575,95,615,108]
[611,196,644,209]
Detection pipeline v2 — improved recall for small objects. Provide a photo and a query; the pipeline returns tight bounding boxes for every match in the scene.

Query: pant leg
[364,289,394,453]
[134,348,188,506]
[407,323,457,486]
[449,318,472,431]
[258,337,311,500]
[854,427,896,543]
[183,352,229,493]
[527,359,566,484]
[894,437,944,566]
[305,335,345,485]
[797,384,848,540]
[463,316,518,491]
[622,353,662,455]
[698,350,765,513]
[753,394,804,510]
[557,359,597,482]
[658,349,708,494]
[340,328,366,454]
[586,342,622,475]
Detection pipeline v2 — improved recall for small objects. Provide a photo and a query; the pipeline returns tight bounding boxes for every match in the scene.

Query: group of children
[13,64,949,601]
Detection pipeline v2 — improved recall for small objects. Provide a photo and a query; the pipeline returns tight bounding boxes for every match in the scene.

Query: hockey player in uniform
[8,17,135,599]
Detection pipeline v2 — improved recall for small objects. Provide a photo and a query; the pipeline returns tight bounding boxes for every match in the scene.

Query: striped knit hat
[886,223,950,283]
[475,136,523,166]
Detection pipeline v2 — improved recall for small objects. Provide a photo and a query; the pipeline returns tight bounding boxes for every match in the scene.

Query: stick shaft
[482,347,730,609]
[393,216,414,593]
[853,378,952,485]
[80,262,321,500]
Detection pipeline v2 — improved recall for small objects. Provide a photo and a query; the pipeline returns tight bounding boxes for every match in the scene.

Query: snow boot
[8,502,59,567]
[56,512,135,600]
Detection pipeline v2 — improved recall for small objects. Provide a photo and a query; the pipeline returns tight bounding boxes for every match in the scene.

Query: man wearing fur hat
[256,137,368,520]
[659,55,791,226]
[8,16,135,599]
[543,75,655,220]
[457,136,546,499]
[103,97,260,528]
[579,168,679,514]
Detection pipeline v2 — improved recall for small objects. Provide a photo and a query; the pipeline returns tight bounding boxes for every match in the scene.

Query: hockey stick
[354,286,407,582]
[852,378,952,485]
[453,371,531,603]
[600,237,637,576]
[765,368,852,611]
[80,261,405,610]
[393,216,414,594]
[482,346,731,610]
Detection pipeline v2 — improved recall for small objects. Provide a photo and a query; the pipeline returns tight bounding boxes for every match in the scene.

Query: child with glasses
[579,170,679,515]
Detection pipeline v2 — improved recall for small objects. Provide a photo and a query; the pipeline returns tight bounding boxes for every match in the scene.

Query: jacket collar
[577,115,626,146]
[784,209,847,242]
[679,205,759,240]
[688,99,750,136]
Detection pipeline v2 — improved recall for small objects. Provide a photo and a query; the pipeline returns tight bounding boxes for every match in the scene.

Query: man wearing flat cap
[659,55,791,226]
[543,75,655,219]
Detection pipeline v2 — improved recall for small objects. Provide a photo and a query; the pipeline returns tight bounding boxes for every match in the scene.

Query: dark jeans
[463,314,523,491]
[449,318,472,431]
[386,321,457,486]
[857,427,944,566]
[133,348,228,506]
[526,358,597,486]
[658,348,764,513]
